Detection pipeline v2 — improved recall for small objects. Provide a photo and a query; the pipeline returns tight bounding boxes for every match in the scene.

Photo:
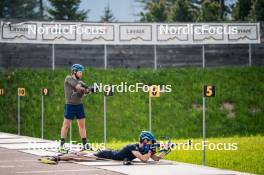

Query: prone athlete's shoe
[38,157,59,164]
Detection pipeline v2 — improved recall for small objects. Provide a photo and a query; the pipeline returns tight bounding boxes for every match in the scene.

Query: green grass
[106,136,264,175]
[0,67,263,174]
[0,67,264,142]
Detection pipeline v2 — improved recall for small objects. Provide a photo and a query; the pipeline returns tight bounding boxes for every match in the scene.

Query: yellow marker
[204,85,215,97]
[149,85,160,97]
[104,85,113,96]
[42,88,49,96]
[0,88,3,96]
[18,88,26,97]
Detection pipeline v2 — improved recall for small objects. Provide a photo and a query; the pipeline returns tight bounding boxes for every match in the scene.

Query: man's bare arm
[132,151,152,163]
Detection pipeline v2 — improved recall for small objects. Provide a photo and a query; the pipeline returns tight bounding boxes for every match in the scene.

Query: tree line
[0,0,263,22]
[139,0,264,22]
[0,0,115,22]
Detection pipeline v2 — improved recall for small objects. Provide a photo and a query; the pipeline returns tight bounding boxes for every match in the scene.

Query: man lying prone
[39,131,170,164]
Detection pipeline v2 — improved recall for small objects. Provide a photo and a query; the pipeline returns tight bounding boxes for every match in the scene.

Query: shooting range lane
[0,137,50,144]
[0,132,251,175]
[0,142,60,150]
[21,149,61,157]
[0,132,79,151]
[0,148,122,175]
[97,163,251,175]
[0,132,21,139]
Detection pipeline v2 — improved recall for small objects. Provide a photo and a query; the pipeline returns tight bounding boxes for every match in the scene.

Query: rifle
[150,136,192,156]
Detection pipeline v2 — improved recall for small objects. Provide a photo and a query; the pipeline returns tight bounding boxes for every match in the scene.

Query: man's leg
[39,153,81,164]
[60,118,71,147]
[77,118,89,150]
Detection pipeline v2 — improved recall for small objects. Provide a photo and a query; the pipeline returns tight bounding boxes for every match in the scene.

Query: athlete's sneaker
[58,147,69,154]
[81,144,93,152]
[38,157,58,164]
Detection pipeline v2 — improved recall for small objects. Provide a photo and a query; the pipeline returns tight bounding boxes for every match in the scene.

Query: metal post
[202,45,205,68]
[18,96,20,135]
[104,45,107,70]
[202,97,206,166]
[154,45,157,70]
[70,122,72,144]
[249,44,252,66]
[149,96,152,132]
[52,44,55,70]
[104,95,107,145]
[41,95,44,139]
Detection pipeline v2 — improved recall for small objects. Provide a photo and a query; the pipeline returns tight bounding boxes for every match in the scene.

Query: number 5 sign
[203,85,215,97]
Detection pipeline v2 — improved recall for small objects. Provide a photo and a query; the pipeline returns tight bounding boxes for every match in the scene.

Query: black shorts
[94,150,115,160]
[64,104,85,120]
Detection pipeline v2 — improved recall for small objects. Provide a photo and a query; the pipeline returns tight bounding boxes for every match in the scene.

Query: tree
[0,0,9,18]
[232,0,252,21]
[192,0,230,21]
[169,0,194,22]
[197,0,222,22]
[101,3,116,22]
[249,0,264,21]
[139,0,168,22]
[0,0,39,18]
[48,0,88,21]
[218,0,229,20]
[39,0,44,18]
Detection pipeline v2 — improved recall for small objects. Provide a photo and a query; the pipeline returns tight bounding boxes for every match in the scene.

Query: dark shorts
[64,104,85,120]
[94,150,115,160]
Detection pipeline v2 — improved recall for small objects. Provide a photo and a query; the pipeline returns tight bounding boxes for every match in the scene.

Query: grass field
[0,67,263,174]
[0,67,263,141]
[107,136,264,175]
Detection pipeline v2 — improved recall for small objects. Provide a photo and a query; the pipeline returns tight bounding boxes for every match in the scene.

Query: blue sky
[80,0,143,22]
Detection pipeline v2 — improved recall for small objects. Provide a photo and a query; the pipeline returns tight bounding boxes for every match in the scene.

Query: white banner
[0,20,261,45]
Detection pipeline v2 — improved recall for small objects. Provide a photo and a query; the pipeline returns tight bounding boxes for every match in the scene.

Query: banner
[0,20,260,45]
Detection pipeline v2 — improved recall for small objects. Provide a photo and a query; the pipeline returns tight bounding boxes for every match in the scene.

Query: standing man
[60,64,91,152]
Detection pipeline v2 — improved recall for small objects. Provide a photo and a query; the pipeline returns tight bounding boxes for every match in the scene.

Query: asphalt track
[0,132,253,175]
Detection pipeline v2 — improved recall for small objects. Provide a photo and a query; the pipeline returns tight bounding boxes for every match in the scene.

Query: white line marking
[0,165,24,168]
[0,152,18,154]
[0,160,35,163]
[16,169,100,174]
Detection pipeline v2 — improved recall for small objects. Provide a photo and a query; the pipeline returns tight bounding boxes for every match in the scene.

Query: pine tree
[48,0,88,21]
[169,0,194,22]
[0,0,39,18]
[101,3,116,22]
[140,0,168,22]
[232,0,252,21]
[39,0,44,18]
[197,0,222,22]
[249,0,264,21]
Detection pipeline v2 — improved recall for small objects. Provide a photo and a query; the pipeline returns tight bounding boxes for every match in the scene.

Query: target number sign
[0,88,3,96]
[104,85,113,96]
[18,88,26,97]
[42,88,49,96]
[203,85,215,97]
[149,85,160,98]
